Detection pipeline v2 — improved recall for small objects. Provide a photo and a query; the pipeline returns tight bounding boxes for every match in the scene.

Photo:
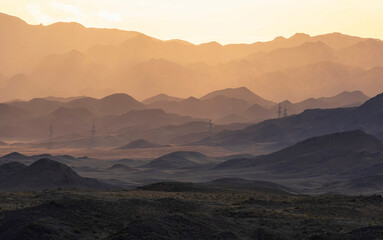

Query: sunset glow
[2,0,383,44]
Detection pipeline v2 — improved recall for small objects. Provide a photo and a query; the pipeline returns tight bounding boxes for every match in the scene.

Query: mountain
[142,94,183,105]
[197,92,383,149]
[245,41,335,71]
[9,98,62,116]
[200,87,275,107]
[143,151,216,169]
[206,90,369,124]
[294,91,369,111]
[148,95,253,119]
[215,130,383,179]
[116,139,167,149]
[0,162,26,178]
[107,164,134,171]
[0,103,31,124]
[2,12,381,102]
[0,152,30,164]
[65,93,144,116]
[270,91,370,116]
[0,158,116,191]
[338,39,383,69]
[0,12,141,76]
[248,62,363,102]
[199,107,343,148]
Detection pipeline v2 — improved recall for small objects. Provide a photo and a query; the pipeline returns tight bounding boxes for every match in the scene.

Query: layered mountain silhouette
[0,158,116,191]
[197,92,383,149]
[0,88,371,145]
[215,130,383,179]
[143,151,216,169]
[1,12,383,102]
[200,87,275,107]
[142,94,183,105]
[107,164,134,171]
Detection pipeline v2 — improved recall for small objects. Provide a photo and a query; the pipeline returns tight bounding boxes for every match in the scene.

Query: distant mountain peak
[30,158,69,169]
[289,33,311,41]
[143,93,183,105]
[0,12,28,26]
[46,21,86,30]
[101,93,136,101]
[1,152,27,159]
[199,41,222,47]
[273,36,287,41]
[201,87,275,107]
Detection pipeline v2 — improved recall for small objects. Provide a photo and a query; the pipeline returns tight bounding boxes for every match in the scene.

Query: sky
[1,0,383,44]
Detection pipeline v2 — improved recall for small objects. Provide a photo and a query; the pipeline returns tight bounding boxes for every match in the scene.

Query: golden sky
[1,0,383,44]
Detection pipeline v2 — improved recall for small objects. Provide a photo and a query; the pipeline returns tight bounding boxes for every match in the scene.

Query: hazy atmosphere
[0,1,383,239]
[2,0,383,43]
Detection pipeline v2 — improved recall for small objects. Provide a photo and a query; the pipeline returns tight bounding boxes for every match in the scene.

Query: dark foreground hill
[0,159,116,191]
[215,130,383,180]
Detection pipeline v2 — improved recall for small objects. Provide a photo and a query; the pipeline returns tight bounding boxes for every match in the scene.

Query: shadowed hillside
[0,159,116,191]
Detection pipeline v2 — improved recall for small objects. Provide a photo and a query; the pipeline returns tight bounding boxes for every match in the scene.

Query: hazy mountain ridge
[0,88,370,145]
[196,91,383,149]
[0,12,382,101]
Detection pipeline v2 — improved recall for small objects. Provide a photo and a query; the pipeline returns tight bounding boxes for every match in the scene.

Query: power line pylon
[48,123,53,149]
[88,123,96,149]
[278,104,282,118]
[283,105,288,118]
[207,119,214,132]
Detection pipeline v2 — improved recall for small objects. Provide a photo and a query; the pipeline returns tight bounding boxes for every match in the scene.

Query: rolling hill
[0,158,116,191]
[143,151,216,169]
[215,130,383,179]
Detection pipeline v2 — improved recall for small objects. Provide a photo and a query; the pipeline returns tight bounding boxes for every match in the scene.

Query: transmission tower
[278,104,282,118]
[88,123,96,149]
[48,123,53,149]
[283,105,288,118]
[207,119,215,132]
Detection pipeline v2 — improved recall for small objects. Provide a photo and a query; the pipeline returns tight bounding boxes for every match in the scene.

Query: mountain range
[196,91,383,150]
[0,87,368,146]
[1,12,383,102]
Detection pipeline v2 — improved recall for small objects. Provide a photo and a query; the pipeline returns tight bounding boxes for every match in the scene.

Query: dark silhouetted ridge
[0,158,116,191]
